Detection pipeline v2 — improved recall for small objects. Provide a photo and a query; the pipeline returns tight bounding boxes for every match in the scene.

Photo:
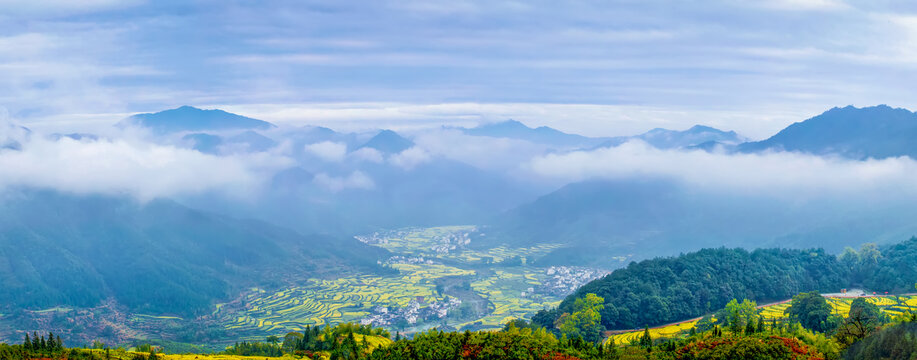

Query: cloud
[754,0,850,11]
[0,0,145,17]
[313,171,375,192]
[304,141,347,162]
[410,128,550,171]
[350,147,384,163]
[526,141,917,197]
[0,132,292,201]
[389,147,431,170]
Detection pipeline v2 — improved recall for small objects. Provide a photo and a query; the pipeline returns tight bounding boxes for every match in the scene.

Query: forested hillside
[538,237,917,331]
[0,191,390,316]
[534,247,848,330]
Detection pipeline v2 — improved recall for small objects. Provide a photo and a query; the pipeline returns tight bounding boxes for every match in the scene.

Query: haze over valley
[3,1,917,359]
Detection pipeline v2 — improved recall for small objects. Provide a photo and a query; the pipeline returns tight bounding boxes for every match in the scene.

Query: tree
[602,337,619,359]
[638,326,652,349]
[744,319,756,334]
[558,293,605,343]
[834,297,886,348]
[724,299,758,333]
[785,291,836,333]
[265,335,280,346]
[23,334,32,352]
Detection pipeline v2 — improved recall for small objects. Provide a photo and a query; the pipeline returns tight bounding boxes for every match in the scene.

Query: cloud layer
[526,141,917,198]
[0,128,292,201]
[3,1,917,137]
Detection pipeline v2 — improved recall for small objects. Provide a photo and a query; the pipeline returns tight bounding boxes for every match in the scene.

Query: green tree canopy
[784,291,836,333]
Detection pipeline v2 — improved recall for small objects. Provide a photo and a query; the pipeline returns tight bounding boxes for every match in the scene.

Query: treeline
[368,326,618,360]
[536,247,848,331]
[224,322,391,358]
[538,237,917,332]
[0,331,161,360]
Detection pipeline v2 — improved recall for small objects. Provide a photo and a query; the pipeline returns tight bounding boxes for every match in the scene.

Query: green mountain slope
[0,190,389,316]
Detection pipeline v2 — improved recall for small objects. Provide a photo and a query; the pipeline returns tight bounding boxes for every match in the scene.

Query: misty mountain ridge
[738,104,917,159]
[461,119,610,148]
[0,190,389,316]
[120,105,276,134]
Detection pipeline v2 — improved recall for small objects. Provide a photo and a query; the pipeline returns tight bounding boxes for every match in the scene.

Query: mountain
[184,130,278,154]
[486,178,917,267]
[536,246,847,330]
[183,133,223,154]
[592,124,744,150]
[738,105,917,159]
[120,106,275,134]
[358,129,414,154]
[634,125,745,149]
[0,123,30,151]
[0,191,389,317]
[544,237,917,331]
[463,120,609,148]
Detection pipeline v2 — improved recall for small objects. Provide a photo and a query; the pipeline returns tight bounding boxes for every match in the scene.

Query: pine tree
[603,337,619,360]
[639,326,652,349]
[745,319,756,334]
[24,333,32,352]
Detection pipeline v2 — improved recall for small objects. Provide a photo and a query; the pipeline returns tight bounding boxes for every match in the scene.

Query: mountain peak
[120,106,276,134]
[631,124,744,149]
[359,129,414,154]
[473,119,531,132]
[738,104,917,158]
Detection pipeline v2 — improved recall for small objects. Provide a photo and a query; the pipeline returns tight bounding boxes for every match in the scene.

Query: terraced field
[759,295,917,320]
[221,264,474,335]
[464,269,561,327]
[366,225,562,264]
[214,226,585,338]
[609,319,700,345]
[609,295,917,345]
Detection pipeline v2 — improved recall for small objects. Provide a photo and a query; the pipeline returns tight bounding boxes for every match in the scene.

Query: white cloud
[526,141,917,197]
[304,141,348,162]
[389,147,431,170]
[350,147,384,163]
[0,133,292,201]
[411,128,550,171]
[755,0,850,11]
[0,0,145,17]
[313,171,375,192]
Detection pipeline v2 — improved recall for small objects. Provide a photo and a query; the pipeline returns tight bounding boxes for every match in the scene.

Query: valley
[0,225,611,348]
[208,226,610,342]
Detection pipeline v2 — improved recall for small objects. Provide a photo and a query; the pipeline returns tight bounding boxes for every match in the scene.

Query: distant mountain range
[462,120,608,148]
[485,177,917,267]
[739,105,917,159]
[462,119,745,151]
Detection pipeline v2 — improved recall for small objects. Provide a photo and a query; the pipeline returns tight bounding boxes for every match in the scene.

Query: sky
[2,0,917,139]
